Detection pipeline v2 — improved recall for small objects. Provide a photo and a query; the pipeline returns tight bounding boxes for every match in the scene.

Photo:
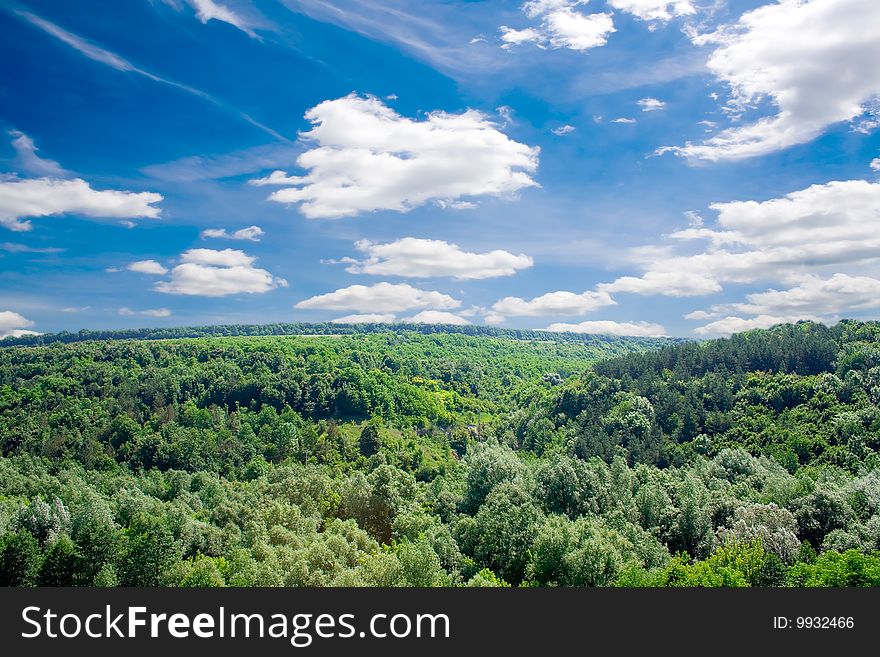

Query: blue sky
[1,0,879,338]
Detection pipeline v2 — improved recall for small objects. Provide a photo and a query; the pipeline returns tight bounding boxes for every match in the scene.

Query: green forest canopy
[2,320,880,587]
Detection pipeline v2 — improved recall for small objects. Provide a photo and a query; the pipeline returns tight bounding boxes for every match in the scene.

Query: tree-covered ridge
[1,321,880,588]
[0,321,681,348]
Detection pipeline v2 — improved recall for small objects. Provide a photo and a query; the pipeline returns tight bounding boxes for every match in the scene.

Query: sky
[1,0,879,339]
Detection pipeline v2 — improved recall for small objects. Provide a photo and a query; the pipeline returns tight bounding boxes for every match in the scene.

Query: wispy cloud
[16,10,289,142]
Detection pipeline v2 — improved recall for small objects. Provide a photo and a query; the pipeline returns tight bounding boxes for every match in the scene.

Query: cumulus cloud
[544,320,667,336]
[638,97,666,112]
[331,313,396,324]
[200,225,264,241]
[733,273,880,317]
[404,310,470,325]
[693,315,792,337]
[127,260,168,275]
[689,273,880,336]
[296,282,460,313]
[552,124,576,136]
[8,131,66,177]
[489,289,615,323]
[608,0,695,22]
[611,117,637,124]
[669,0,880,160]
[0,177,162,231]
[119,307,172,318]
[154,248,286,296]
[599,179,880,298]
[337,237,533,280]
[599,270,722,297]
[871,158,880,172]
[250,94,539,219]
[500,1,615,52]
[0,311,40,338]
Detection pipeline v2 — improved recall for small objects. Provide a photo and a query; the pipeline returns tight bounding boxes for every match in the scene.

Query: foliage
[1,321,879,587]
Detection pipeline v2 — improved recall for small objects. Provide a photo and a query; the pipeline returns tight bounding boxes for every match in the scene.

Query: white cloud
[339,237,533,280]
[638,97,666,112]
[200,225,264,241]
[8,131,66,177]
[500,2,615,52]
[0,177,162,231]
[670,0,880,160]
[552,124,576,136]
[142,144,299,182]
[434,199,476,210]
[544,320,667,336]
[127,260,168,275]
[496,105,514,126]
[608,0,695,22]
[295,282,460,313]
[0,310,39,339]
[599,179,880,297]
[154,248,286,296]
[694,315,791,337]
[119,307,172,318]
[331,313,396,324]
[251,94,539,218]
[611,117,637,124]
[490,289,615,320]
[404,310,471,325]
[599,270,722,297]
[689,274,880,335]
[871,158,880,172]
[187,0,259,38]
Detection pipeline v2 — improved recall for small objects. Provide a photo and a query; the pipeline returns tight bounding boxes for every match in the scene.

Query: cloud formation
[331,313,396,324]
[638,97,665,112]
[296,282,460,313]
[500,1,615,52]
[0,177,162,232]
[488,289,615,323]
[689,273,880,336]
[404,310,470,325]
[154,248,286,296]
[201,225,264,241]
[608,0,694,22]
[337,237,533,280]
[600,179,880,298]
[127,260,168,275]
[186,0,259,38]
[251,94,539,218]
[544,319,667,336]
[0,311,39,339]
[119,307,172,317]
[669,0,880,160]
[17,10,286,142]
[8,131,67,177]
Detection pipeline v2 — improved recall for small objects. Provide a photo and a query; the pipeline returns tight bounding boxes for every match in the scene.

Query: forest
[1,320,879,587]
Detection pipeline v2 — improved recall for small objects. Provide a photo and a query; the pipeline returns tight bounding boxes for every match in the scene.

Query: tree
[117,515,180,587]
[358,422,381,457]
[39,534,78,586]
[467,482,542,584]
[0,530,41,586]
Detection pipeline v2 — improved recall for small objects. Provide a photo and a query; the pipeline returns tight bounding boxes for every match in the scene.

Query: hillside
[0,321,682,348]
[1,321,879,587]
